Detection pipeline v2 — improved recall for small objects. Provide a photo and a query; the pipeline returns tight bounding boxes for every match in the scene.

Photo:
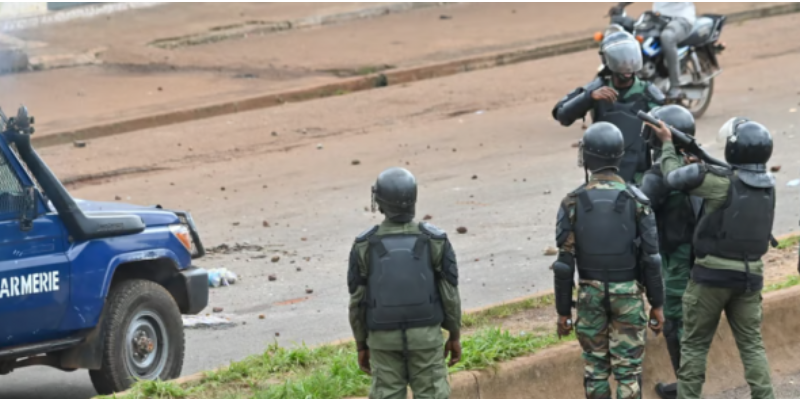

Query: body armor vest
[574,187,640,282]
[694,172,776,262]
[593,89,651,183]
[365,233,444,331]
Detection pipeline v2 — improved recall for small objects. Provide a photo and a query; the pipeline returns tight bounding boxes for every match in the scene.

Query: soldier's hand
[358,349,371,375]
[591,87,619,103]
[557,315,573,338]
[649,307,665,335]
[645,120,672,143]
[444,338,462,367]
[684,153,700,164]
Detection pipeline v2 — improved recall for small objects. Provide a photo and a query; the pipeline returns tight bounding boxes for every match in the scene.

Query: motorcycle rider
[347,167,463,399]
[609,2,697,101]
[552,31,664,185]
[640,105,701,399]
[647,117,776,399]
[553,121,665,399]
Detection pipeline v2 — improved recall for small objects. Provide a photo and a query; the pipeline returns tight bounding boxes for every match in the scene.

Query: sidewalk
[0,2,787,143]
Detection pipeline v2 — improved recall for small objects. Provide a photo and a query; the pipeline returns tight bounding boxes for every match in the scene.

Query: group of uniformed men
[346,10,778,399]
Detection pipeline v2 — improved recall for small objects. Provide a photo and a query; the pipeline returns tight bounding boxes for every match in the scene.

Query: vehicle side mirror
[19,186,36,232]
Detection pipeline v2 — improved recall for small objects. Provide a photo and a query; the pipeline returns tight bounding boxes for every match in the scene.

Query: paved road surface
[2,10,800,399]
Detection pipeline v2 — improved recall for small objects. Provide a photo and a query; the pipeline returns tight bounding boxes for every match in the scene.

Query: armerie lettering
[0,271,60,299]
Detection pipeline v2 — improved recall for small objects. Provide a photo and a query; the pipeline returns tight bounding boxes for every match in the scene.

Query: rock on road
[3,12,800,399]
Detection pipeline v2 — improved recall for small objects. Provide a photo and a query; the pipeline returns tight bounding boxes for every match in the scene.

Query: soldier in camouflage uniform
[553,122,665,399]
[348,167,462,399]
[640,105,702,399]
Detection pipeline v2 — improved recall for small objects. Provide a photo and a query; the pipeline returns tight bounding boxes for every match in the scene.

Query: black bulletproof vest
[593,89,651,183]
[574,187,640,282]
[694,173,775,262]
[651,166,697,253]
[365,234,444,331]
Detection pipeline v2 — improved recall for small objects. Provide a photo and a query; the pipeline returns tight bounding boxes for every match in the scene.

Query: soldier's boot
[655,319,682,399]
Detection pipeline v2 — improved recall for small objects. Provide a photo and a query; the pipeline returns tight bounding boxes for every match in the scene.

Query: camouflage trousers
[576,280,647,399]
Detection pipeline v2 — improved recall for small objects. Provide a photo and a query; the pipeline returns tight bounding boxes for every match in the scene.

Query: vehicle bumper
[180,266,209,315]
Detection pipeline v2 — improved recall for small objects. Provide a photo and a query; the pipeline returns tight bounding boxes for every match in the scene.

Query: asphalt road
[3,11,800,399]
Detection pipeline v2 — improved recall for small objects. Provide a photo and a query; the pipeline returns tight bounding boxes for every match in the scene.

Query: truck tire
[89,279,185,395]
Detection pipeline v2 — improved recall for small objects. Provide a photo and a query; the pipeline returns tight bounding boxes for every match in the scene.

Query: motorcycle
[594,9,727,118]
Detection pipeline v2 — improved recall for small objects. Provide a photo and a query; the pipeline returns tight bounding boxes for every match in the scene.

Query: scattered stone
[268,274,277,281]
[73,141,87,148]
[748,87,754,91]
[259,314,266,320]
[221,186,226,191]
[543,246,558,256]
[423,214,433,220]
[351,159,361,165]
[213,307,223,313]
[523,178,527,182]
[271,131,278,136]
[242,321,247,325]
[452,148,457,152]
[263,220,270,227]
[296,267,302,272]
[456,226,468,234]
[263,185,268,189]
[472,175,478,180]
[305,288,314,294]
[170,182,175,186]
[544,189,552,195]
[317,143,323,149]
[301,237,307,241]
[232,222,240,226]
[114,195,121,201]
[275,332,280,337]
[406,161,410,165]
[440,14,452,20]
[771,165,782,172]
[474,258,479,262]
[271,256,280,263]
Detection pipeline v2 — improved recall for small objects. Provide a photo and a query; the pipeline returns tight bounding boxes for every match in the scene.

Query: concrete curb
[0,2,165,32]
[34,2,800,149]
[150,2,452,50]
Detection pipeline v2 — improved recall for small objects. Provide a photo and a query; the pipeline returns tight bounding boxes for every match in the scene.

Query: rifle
[637,110,729,168]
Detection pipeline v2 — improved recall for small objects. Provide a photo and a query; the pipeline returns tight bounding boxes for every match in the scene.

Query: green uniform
[348,220,461,399]
[659,141,774,399]
[557,174,659,399]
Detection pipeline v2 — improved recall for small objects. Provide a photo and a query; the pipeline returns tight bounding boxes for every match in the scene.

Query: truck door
[0,144,70,348]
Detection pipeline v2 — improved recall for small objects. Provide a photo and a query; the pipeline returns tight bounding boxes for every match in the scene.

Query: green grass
[776,235,800,250]
[764,275,800,293]
[461,294,555,329]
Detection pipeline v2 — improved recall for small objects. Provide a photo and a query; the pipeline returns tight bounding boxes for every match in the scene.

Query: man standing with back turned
[348,167,462,399]
[647,117,776,399]
[553,121,665,399]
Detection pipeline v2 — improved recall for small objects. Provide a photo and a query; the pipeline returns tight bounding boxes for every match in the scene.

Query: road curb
[35,3,800,149]
[150,2,452,50]
[0,2,165,32]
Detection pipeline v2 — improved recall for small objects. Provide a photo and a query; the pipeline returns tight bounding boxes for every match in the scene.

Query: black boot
[654,319,682,399]
[655,382,678,399]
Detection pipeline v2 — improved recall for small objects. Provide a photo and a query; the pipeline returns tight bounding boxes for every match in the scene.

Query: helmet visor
[717,117,750,144]
[603,40,643,74]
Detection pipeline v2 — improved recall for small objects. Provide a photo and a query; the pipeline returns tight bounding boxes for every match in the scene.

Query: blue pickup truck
[0,106,209,394]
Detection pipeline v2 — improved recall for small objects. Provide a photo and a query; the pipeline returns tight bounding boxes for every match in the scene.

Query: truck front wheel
[90,279,185,395]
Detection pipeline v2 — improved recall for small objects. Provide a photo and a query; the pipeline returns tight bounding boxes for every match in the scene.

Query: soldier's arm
[553,198,576,316]
[640,166,669,211]
[347,242,369,349]
[551,78,604,127]
[437,238,462,339]
[660,141,730,202]
[636,203,665,309]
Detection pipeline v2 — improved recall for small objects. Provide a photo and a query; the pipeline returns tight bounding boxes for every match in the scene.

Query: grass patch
[113,325,569,399]
[764,275,800,293]
[461,294,554,329]
[776,235,800,250]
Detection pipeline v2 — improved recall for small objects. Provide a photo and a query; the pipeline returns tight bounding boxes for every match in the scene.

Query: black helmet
[600,31,643,77]
[580,122,625,173]
[718,117,773,167]
[372,167,417,223]
[645,105,696,150]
